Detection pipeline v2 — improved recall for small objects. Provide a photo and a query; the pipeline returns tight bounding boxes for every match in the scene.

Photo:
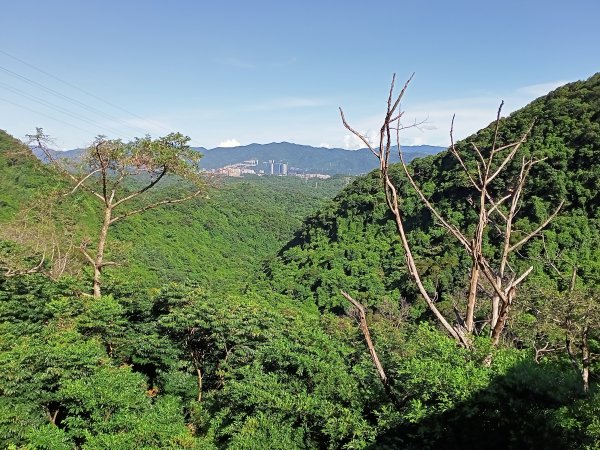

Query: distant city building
[264,160,274,175]
[263,160,287,175]
[212,158,328,179]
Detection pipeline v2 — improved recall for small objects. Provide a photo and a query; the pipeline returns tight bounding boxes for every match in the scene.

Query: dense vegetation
[0,73,599,449]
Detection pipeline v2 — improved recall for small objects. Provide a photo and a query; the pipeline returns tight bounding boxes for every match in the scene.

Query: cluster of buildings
[211,159,330,179]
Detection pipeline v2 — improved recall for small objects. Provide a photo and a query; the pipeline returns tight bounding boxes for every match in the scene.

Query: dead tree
[29,128,206,298]
[339,75,563,347]
[341,290,403,408]
[562,269,598,394]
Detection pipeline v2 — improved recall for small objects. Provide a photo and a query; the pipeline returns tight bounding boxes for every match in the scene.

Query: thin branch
[449,116,481,190]
[490,101,504,153]
[341,290,404,408]
[112,167,168,208]
[398,160,471,251]
[487,123,534,183]
[487,193,512,219]
[99,260,119,268]
[506,266,534,292]
[508,200,564,253]
[67,169,102,196]
[110,190,205,224]
[470,143,487,170]
[387,73,415,125]
[79,245,96,267]
[34,139,106,202]
[339,108,377,157]
[94,141,109,205]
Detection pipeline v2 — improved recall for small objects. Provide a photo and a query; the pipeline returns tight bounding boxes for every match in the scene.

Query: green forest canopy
[0,73,599,449]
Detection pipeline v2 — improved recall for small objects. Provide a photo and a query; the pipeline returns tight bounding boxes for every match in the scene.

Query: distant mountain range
[32,142,445,176]
[196,142,444,175]
[31,147,85,163]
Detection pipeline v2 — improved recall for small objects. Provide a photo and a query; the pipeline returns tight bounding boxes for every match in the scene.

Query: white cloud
[343,130,378,150]
[516,81,569,97]
[218,138,241,148]
[343,134,361,149]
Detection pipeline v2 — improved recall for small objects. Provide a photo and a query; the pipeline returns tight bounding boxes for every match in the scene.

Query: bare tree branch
[341,290,403,408]
[508,201,565,253]
[110,190,205,224]
[112,167,168,208]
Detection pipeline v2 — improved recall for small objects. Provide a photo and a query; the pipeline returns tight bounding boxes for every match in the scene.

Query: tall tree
[29,129,205,298]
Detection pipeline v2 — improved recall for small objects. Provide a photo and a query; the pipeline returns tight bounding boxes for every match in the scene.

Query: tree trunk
[341,290,403,408]
[465,259,480,333]
[196,367,203,402]
[491,287,515,345]
[491,293,500,330]
[93,206,112,298]
[582,326,590,394]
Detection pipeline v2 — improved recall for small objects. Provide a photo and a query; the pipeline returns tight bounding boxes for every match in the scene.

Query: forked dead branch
[340,74,563,348]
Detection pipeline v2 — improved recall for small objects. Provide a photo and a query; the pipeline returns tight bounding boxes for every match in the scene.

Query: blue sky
[0,0,598,149]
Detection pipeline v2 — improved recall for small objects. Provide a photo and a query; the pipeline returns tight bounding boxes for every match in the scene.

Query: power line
[0,95,100,136]
[0,49,174,135]
[0,50,203,147]
[0,80,132,139]
[0,64,151,136]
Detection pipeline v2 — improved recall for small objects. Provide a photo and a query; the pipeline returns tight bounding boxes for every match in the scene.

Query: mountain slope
[264,73,600,311]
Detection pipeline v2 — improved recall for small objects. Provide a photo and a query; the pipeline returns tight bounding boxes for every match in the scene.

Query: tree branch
[508,200,564,253]
[341,290,404,408]
[67,168,103,196]
[110,189,204,224]
[112,167,168,208]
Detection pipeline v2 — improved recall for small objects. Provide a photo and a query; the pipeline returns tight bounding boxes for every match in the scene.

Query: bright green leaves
[56,366,195,449]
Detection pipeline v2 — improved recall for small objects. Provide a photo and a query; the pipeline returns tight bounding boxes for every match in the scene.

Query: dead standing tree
[339,75,563,348]
[29,128,206,298]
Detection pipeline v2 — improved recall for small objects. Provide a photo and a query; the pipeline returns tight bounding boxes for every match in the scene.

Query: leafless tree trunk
[342,290,388,384]
[341,290,402,408]
[582,325,590,394]
[196,367,203,402]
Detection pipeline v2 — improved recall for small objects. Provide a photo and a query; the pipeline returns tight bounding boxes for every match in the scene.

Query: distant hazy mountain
[197,142,444,175]
[31,142,444,175]
[30,147,85,163]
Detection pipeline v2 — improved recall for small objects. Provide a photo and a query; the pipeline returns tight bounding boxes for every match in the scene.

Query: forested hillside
[0,132,347,291]
[0,74,599,450]
[266,73,600,310]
